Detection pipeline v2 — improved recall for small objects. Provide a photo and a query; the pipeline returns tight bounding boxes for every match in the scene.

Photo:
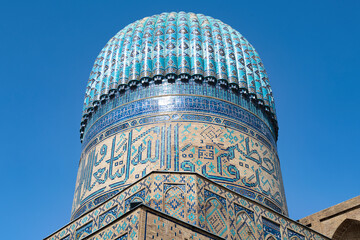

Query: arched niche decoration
[332,218,360,240]
[124,189,145,212]
[235,211,259,240]
[164,185,186,221]
[205,197,228,237]
[124,197,144,212]
[265,235,277,240]
[130,197,143,203]
[98,206,118,228]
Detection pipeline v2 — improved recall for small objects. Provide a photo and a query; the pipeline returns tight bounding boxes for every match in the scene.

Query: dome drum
[80,78,278,142]
[74,80,287,218]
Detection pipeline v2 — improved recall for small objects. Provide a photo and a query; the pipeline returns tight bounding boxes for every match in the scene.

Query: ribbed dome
[82,12,276,125]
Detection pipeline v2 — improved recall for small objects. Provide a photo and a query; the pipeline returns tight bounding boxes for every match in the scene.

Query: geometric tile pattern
[124,189,145,212]
[234,203,255,221]
[266,236,277,240]
[235,211,258,240]
[263,217,281,240]
[204,190,227,209]
[288,229,305,240]
[82,93,276,149]
[164,184,185,220]
[86,209,140,240]
[146,210,218,240]
[115,233,128,240]
[98,206,118,228]
[82,80,277,147]
[205,198,228,238]
[75,221,92,240]
[46,172,329,240]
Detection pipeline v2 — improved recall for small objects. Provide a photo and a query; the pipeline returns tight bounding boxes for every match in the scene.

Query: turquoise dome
[81,12,277,138]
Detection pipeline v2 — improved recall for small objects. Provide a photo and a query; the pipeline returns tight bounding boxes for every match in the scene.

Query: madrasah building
[44,12,360,240]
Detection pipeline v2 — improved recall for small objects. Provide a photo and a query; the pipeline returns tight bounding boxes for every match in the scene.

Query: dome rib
[100,37,116,97]
[230,29,247,90]
[108,32,123,91]
[140,15,156,81]
[177,12,190,77]
[240,36,256,96]
[209,16,228,82]
[249,44,263,100]
[199,14,216,80]
[218,21,237,86]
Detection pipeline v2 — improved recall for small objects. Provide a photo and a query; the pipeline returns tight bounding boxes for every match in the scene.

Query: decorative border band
[82,95,276,149]
[81,81,277,141]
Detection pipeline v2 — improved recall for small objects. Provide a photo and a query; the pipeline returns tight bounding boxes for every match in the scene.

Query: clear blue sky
[1,0,359,239]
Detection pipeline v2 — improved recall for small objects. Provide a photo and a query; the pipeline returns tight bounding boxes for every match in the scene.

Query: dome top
[83,12,276,119]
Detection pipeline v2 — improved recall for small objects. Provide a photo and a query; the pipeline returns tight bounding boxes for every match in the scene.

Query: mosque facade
[45,12,330,240]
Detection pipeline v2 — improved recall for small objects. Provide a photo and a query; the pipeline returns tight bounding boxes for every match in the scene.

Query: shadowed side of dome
[80,12,277,140]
